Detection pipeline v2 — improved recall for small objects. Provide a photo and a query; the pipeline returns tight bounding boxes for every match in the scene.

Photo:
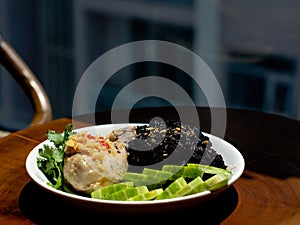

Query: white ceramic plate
[25,123,245,213]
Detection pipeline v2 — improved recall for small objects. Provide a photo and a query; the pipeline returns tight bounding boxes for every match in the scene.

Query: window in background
[0,0,38,130]
[227,52,297,117]
[0,0,74,130]
[1,0,300,131]
[95,18,195,111]
[38,0,75,119]
[73,0,196,114]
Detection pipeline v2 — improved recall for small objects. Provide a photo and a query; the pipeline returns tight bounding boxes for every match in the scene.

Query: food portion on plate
[110,120,227,169]
[36,121,233,201]
[91,163,231,201]
[63,131,129,194]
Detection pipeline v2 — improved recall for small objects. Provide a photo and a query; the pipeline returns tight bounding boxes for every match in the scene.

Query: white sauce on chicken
[63,132,128,194]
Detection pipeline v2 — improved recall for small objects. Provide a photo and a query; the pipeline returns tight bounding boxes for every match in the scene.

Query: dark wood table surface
[1,106,300,225]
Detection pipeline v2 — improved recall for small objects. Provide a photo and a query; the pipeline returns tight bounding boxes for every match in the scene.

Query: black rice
[126,120,227,169]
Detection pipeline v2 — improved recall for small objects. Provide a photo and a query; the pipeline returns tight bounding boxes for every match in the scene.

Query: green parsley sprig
[37,123,75,192]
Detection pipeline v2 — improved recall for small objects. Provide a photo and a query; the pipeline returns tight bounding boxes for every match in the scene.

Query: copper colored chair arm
[0,35,52,127]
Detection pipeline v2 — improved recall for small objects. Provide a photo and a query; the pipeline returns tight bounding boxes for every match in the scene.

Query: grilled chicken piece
[63,132,128,194]
[107,125,137,145]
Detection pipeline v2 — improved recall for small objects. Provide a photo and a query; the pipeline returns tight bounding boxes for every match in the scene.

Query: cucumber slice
[122,172,149,186]
[92,164,231,201]
[142,168,173,184]
[182,166,205,178]
[204,173,228,191]
[192,178,209,194]
[187,163,232,177]
[176,176,208,197]
[155,177,188,200]
[110,186,149,201]
[90,181,133,199]
[123,168,173,187]
[128,188,164,201]
[161,165,184,179]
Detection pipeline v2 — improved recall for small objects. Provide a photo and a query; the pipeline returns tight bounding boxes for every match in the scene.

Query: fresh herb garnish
[37,123,74,192]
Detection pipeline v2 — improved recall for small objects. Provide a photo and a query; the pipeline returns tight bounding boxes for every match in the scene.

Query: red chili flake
[87,134,95,139]
[96,136,111,149]
[86,134,111,148]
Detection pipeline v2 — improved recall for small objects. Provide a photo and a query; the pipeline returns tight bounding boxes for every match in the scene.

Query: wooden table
[1,107,300,225]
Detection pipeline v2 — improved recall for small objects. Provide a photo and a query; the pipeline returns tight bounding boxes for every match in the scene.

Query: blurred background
[1,0,300,131]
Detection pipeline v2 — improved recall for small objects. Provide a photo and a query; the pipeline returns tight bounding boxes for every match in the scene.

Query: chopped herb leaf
[37,123,75,191]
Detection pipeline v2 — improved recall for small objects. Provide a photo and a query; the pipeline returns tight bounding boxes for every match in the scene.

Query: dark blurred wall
[1,0,300,130]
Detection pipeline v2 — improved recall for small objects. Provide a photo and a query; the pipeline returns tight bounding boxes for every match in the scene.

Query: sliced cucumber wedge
[161,165,184,180]
[90,163,232,201]
[182,166,205,178]
[142,168,173,184]
[176,176,208,197]
[110,185,149,201]
[128,188,164,201]
[204,173,228,191]
[187,163,232,177]
[91,181,133,199]
[155,177,188,200]
[122,172,149,186]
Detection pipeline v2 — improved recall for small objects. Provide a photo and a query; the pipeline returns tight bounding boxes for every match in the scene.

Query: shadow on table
[19,181,238,225]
